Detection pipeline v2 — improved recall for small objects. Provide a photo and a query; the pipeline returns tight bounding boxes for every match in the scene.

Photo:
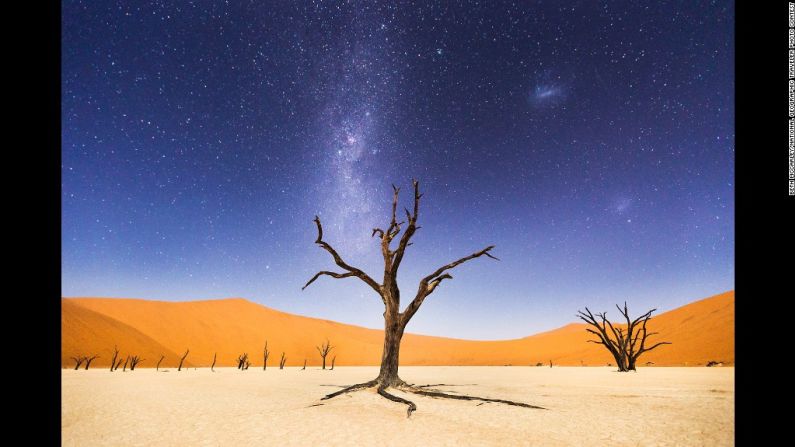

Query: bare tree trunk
[279,352,286,369]
[71,356,86,370]
[302,359,306,370]
[122,356,129,372]
[211,353,217,372]
[114,357,124,371]
[110,346,119,372]
[330,356,336,370]
[263,342,269,371]
[178,349,189,371]
[85,355,99,370]
[156,354,164,371]
[376,309,405,385]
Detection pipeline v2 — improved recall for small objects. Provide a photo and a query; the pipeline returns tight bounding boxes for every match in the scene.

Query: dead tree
[279,352,287,369]
[302,359,306,370]
[114,356,124,371]
[178,349,189,371]
[577,303,672,372]
[211,353,217,372]
[84,354,100,370]
[71,356,86,370]
[316,339,333,370]
[237,353,248,370]
[303,180,543,416]
[129,356,144,371]
[122,355,129,372]
[156,354,165,371]
[330,356,336,370]
[244,359,251,370]
[263,341,270,371]
[110,346,119,372]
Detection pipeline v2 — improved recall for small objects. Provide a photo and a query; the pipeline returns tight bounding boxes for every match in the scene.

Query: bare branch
[304,216,381,295]
[401,245,498,323]
[302,271,357,290]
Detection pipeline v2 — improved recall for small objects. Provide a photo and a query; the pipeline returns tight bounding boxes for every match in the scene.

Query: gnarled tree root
[317,379,545,417]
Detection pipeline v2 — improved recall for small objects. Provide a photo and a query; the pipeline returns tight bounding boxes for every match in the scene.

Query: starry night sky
[62,1,734,339]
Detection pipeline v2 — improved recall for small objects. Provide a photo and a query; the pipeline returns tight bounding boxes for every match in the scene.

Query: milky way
[62,1,734,339]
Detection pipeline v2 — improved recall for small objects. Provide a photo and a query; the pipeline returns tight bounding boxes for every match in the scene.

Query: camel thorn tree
[84,354,100,370]
[279,352,287,369]
[122,355,129,372]
[302,359,306,370]
[110,346,120,372]
[263,342,270,371]
[129,356,144,371]
[302,180,544,416]
[71,356,86,370]
[211,353,217,372]
[330,356,336,370]
[576,302,671,372]
[156,354,165,371]
[237,353,249,370]
[178,349,189,371]
[316,339,333,370]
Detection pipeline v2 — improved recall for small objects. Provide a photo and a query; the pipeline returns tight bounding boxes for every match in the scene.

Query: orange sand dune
[62,291,733,368]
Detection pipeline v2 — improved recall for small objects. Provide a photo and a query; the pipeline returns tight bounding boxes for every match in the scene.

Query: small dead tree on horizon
[114,356,124,371]
[316,339,333,370]
[302,359,306,370]
[84,354,100,370]
[330,356,336,370]
[129,356,144,371]
[122,355,129,372]
[263,341,270,371]
[178,349,189,371]
[577,303,671,372]
[211,353,217,372]
[71,356,86,370]
[110,346,119,372]
[302,180,543,416]
[156,354,165,371]
[237,353,249,370]
[279,352,287,369]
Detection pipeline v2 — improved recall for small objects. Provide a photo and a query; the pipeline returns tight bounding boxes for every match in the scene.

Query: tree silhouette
[110,346,119,372]
[303,180,543,416]
[156,354,165,371]
[330,356,336,370]
[316,339,333,370]
[279,352,287,369]
[129,356,144,371]
[577,302,671,372]
[263,341,270,371]
[71,356,86,370]
[84,354,100,370]
[211,353,217,372]
[177,349,189,371]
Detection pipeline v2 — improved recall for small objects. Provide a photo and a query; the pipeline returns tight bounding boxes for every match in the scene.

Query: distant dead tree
[535,362,544,367]
[245,359,251,370]
[156,354,165,371]
[263,341,270,371]
[549,360,552,368]
[110,346,120,372]
[71,356,86,370]
[122,355,129,372]
[302,180,543,415]
[302,359,306,370]
[330,356,336,370]
[211,353,217,372]
[316,339,334,370]
[178,349,189,371]
[279,352,287,369]
[129,356,144,371]
[84,354,100,370]
[237,353,249,370]
[114,356,124,371]
[577,303,671,372]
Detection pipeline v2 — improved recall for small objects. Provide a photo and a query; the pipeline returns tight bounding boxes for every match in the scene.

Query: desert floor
[62,366,733,446]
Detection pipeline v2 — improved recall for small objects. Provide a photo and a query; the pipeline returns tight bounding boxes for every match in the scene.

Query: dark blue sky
[62,0,734,339]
